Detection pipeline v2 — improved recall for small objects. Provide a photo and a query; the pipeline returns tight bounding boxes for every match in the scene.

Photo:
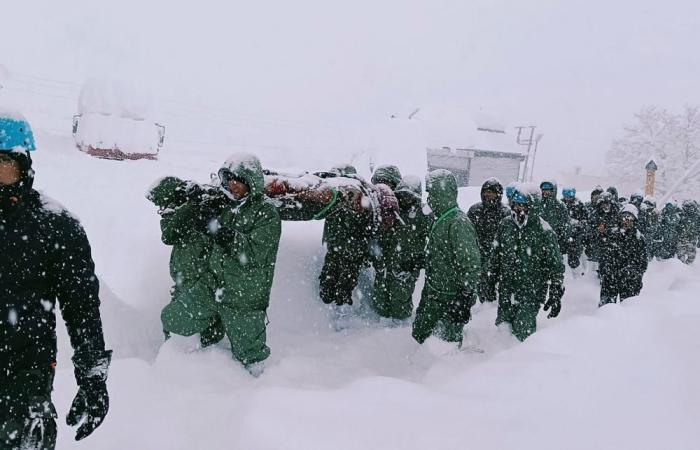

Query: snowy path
[52,233,700,450]
[24,131,699,450]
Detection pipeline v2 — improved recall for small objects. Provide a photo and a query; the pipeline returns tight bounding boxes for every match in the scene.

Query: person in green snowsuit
[655,202,681,260]
[487,190,565,341]
[539,180,571,255]
[150,154,281,372]
[412,169,481,345]
[372,175,432,320]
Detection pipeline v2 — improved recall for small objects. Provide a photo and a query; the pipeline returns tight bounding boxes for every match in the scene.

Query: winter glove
[543,283,564,319]
[447,290,475,324]
[67,350,112,441]
[211,224,240,248]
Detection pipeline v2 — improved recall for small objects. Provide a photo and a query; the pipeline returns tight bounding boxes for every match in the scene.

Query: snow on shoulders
[38,192,80,221]
[539,217,553,231]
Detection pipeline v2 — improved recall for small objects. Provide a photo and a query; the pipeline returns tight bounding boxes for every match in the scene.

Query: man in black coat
[561,187,588,269]
[599,205,648,306]
[587,192,620,265]
[467,178,509,302]
[0,115,111,449]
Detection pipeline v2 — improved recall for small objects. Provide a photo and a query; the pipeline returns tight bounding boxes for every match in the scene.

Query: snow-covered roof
[416,106,520,154]
[78,78,154,120]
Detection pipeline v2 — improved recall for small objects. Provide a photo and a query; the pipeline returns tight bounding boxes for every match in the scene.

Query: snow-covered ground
[23,131,700,449]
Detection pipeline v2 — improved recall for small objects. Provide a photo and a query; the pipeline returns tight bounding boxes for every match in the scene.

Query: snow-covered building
[72,78,165,160]
[424,111,525,187]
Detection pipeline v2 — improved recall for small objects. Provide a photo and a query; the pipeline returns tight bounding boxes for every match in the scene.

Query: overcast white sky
[2,0,700,174]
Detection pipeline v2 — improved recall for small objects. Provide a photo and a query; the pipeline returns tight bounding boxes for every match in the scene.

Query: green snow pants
[412,287,464,344]
[161,295,270,366]
[496,294,540,341]
[372,268,417,320]
[0,368,57,450]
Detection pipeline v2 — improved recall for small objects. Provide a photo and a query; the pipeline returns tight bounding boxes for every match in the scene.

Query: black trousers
[599,273,643,306]
[319,249,366,306]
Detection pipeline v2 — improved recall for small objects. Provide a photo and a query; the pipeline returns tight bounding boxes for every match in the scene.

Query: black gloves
[478,276,497,303]
[544,283,564,318]
[447,290,475,324]
[68,350,112,441]
[211,225,240,248]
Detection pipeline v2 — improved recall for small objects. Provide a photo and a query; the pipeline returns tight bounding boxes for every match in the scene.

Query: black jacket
[467,201,510,260]
[600,225,648,281]
[0,190,106,373]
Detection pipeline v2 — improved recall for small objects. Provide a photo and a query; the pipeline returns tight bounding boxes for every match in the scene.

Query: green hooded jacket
[148,177,219,307]
[209,154,282,311]
[539,180,571,250]
[487,194,565,305]
[424,170,481,296]
[371,165,402,190]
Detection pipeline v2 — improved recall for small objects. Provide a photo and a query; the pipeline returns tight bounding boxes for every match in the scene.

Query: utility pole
[528,133,544,182]
[515,126,536,182]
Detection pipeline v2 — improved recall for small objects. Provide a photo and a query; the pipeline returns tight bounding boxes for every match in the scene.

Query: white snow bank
[26,130,700,450]
[51,258,700,450]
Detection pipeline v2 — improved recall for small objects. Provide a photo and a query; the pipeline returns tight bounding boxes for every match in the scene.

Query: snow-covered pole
[659,157,700,205]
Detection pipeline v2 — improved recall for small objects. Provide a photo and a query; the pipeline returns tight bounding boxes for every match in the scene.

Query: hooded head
[426,169,458,216]
[480,177,503,207]
[682,199,698,215]
[596,191,614,213]
[591,186,604,204]
[620,204,638,231]
[331,163,358,178]
[371,165,402,191]
[0,114,37,210]
[218,153,265,201]
[539,179,558,201]
[394,175,422,211]
[606,186,619,203]
[629,192,643,208]
[147,176,187,209]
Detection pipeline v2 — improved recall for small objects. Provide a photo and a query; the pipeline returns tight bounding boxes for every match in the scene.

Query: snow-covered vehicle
[72,78,165,160]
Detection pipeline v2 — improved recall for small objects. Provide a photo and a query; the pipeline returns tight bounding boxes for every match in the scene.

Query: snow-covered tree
[607,105,700,200]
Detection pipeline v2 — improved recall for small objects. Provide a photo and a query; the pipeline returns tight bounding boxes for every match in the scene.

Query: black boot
[200,315,225,348]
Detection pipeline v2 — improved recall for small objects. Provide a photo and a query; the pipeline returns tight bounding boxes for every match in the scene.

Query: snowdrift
[22,130,700,450]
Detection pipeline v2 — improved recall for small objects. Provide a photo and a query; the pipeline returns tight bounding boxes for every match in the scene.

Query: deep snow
[19,130,700,450]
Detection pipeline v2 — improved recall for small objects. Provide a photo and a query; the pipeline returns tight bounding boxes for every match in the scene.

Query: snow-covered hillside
[23,131,699,450]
